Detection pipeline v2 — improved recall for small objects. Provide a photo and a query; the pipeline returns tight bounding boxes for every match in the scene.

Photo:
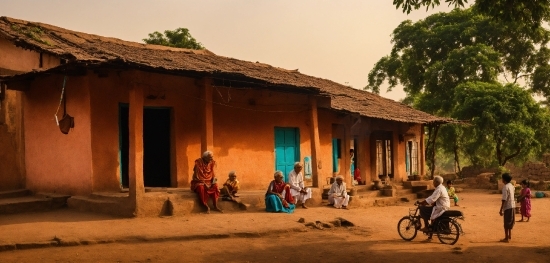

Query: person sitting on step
[328,175,350,209]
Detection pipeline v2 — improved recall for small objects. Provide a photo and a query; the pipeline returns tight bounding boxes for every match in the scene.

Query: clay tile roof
[0,16,451,124]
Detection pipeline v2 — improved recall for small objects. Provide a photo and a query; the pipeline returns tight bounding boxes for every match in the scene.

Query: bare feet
[214,206,224,213]
[499,238,509,243]
[342,206,349,210]
[205,206,211,214]
[301,204,308,209]
[518,219,524,222]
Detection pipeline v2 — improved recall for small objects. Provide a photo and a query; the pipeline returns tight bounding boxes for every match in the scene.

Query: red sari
[269,180,294,207]
[191,158,219,206]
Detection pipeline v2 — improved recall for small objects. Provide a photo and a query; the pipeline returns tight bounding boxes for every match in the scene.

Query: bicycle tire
[397,217,417,241]
[436,219,460,245]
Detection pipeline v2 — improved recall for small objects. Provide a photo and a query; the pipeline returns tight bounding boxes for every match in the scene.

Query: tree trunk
[425,124,440,180]
[453,144,461,177]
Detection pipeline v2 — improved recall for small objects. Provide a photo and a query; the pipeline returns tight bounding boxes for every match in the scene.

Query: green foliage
[367,7,550,169]
[453,82,545,166]
[143,28,204,50]
[393,0,467,14]
[367,8,550,109]
[11,24,51,46]
[393,0,550,28]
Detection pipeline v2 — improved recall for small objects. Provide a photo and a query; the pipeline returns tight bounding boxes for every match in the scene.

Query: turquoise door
[332,138,339,173]
[275,127,300,182]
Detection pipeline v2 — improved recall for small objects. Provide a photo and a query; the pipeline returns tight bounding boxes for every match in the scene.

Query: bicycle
[397,201,465,245]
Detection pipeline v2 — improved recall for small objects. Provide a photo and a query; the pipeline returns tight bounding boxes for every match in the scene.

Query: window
[376,139,393,179]
[406,141,419,176]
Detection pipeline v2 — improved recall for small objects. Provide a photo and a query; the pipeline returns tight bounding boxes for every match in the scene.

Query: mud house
[0,17,449,215]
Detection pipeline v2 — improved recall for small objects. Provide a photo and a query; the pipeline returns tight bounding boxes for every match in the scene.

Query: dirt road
[0,189,549,263]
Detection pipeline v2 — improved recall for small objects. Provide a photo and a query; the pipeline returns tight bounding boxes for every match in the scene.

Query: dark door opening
[143,108,171,187]
[119,106,171,188]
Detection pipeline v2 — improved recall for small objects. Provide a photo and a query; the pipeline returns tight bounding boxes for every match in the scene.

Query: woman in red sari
[191,151,222,213]
[265,171,295,213]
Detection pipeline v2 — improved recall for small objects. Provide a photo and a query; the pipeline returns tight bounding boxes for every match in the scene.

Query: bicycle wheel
[397,217,417,241]
[436,219,460,245]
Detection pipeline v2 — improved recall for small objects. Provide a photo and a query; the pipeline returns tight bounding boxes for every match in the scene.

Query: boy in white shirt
[499,173,516,242]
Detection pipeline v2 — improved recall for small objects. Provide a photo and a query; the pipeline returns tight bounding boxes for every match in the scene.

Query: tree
[367,8,550,110]
[453,82,547,166]
[393,0,550,28]
[367,8,550,168]
[143,28,204,49]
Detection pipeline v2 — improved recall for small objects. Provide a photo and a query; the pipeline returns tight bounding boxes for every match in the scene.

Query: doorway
[274,127,300,182]
[119,105,172,188]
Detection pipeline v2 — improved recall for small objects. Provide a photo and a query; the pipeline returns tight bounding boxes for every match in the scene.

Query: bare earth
[0,189,549,263]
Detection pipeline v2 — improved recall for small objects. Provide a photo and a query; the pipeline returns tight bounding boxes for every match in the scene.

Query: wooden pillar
[201,78,214,153]
[370,133,377,182]
[357,134,369,185]
[420,124,426,177]
[392,131,404,182]
[129,81,145,216]
[309,96,322,187]
[343,125,351,185]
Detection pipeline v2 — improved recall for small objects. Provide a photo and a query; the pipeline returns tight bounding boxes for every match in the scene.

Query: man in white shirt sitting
[328,175,349,209]
[418,175,450,233]
[287,162,312,209]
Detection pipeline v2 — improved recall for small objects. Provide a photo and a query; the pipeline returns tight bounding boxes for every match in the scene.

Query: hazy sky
[2,0,453,101]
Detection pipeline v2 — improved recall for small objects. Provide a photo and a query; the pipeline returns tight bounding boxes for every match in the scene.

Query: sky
[1,0,454,101]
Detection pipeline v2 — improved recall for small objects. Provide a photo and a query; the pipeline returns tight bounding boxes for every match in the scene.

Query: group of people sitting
[190,151,349,214]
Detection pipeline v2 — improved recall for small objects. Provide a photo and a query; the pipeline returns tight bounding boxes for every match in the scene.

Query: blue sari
[265,180,295,213]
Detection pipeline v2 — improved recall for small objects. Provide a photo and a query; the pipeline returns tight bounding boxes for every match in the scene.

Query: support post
[420,124,426,177]
[357,134,369,185]
[128,80,145,216]
[309,96,322,187]
[343,125,351,186]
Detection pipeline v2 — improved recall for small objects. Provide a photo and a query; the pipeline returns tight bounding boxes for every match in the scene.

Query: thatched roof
[0,16,451,124]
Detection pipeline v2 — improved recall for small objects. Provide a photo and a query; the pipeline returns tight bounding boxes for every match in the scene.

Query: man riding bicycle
[418,176,450,233]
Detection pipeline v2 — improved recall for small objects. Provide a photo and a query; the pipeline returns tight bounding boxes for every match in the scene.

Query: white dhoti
[328,195,350,208]
[291,188,312,204]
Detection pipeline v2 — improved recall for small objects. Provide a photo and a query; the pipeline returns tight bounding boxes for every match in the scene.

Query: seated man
[418,175,450,234]
[288,162,312,209]
[190,151,222,213]
[265,171,295,213]
[220,171,240,201]
[328,175,349,209]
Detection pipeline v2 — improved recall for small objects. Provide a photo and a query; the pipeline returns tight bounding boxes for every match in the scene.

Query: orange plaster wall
[211,88,313,190]
[0,38,60,73]
[30,69,422,193]
[317,109,341,185]
[88,71,203,191]
[23,74,93,195]
[0,89,25,190]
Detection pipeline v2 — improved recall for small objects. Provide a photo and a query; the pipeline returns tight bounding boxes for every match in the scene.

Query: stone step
[90,192,129,200]
[0,189,32,199]
[35,192,71,208]
[67,196,131,217]
[70,188,324,217]
[396,189,414,195]
[0,196,59,214]
[348,193,418,208]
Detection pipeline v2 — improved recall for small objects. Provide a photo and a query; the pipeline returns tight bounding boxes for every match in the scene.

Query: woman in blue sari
[265,171,295,213]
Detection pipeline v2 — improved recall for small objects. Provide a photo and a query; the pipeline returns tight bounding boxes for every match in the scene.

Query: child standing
[499,173,515,242]
[446,180,459,206]
[518,180,531,222]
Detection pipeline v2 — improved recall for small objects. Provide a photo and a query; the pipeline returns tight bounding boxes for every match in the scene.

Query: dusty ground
[0,189,549,263]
